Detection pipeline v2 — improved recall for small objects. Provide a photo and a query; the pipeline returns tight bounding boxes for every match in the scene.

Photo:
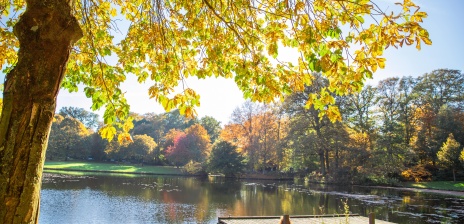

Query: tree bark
[0,1,82,223]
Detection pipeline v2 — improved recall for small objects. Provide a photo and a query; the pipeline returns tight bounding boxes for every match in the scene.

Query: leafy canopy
[208,140,246,177]
[437,134,463,170]
[0,0,431,141]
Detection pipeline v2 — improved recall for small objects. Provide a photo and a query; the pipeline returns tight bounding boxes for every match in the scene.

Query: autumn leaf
[0,0,432,140]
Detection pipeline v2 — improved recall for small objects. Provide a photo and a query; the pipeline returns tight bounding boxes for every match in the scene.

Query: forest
[47,68,464,185]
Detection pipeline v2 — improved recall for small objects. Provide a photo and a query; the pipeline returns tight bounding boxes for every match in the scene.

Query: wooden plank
[219,214,361,220]
[218,214,396,224]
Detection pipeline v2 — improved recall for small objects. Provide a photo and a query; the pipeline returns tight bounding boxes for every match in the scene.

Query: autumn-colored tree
[253,109,282,170]
[165,132,191,167]
[103,137,125,162]
[410,104,438,164]
[165,124,211,166]
[0,0,431,222]
[220,123,248,154]
[184,124,212,160]
[437,134,463,182]
[162,129,184,150]
[103,133,157,163]
[226,101,286,170]
[228,101,261,169]
[47,115,91,160]
[410,72,464,166]
[345,130,372,170]
[131,113,166,145]
[124,134,158,163]
[460,151,464,168]
[59,106,100,129]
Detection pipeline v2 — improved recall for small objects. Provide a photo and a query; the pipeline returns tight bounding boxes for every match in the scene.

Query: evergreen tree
[208,141,246,178]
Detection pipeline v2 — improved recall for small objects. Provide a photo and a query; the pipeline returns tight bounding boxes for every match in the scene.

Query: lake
[39,172,464,223]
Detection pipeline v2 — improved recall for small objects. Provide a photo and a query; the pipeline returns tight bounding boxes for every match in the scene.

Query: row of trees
[220,69,464,183]
[47,69,464,183]
[48,108,214,163]
[48,106,246,177]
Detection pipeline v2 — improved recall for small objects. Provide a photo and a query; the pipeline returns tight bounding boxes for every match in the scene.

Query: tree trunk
[0,1,82,223]
[313,117,326,176]
[325,147,330,173]
[318,151,326,176]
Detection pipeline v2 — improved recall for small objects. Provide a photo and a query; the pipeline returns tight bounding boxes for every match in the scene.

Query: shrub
[183,161,207,176]
[401,164,433,182]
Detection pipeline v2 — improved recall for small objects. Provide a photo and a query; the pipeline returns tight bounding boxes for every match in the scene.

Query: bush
[305,171,326,183]
[183,161,207,176]
[327,168,353,184]
[401,164,433,182]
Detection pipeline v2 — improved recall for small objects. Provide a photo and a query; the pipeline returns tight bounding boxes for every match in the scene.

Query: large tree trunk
[0,1,82,223]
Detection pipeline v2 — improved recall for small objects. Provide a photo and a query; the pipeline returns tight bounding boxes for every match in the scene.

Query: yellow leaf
[122,117,134,132]
[422,36,432,45]
[117,133,133,144]
[377,58,386,69]
[100,126,117,141]
[110,8,117,17]
[371,63,378,72]
[326,105,342,123]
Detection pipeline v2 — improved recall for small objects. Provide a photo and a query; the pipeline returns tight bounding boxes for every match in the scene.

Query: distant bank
[44,161,296,180]
[44,161,464,196]
[44,161,185,175]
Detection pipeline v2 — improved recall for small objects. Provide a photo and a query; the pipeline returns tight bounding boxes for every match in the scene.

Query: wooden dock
[218,214,396,224]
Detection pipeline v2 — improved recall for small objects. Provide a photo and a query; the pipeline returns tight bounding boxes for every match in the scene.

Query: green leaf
[103,111,115,125]
[103,47,112,56]
[84,87,95,98]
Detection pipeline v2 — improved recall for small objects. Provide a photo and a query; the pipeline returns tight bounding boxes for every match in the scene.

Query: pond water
[39,172,464,224]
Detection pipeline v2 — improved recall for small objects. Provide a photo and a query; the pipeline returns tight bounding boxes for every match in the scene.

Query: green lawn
[403,181,464,192]
[44,161,183,175]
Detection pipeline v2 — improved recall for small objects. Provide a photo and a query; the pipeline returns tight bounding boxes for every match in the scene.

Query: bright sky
[55,0,464,125]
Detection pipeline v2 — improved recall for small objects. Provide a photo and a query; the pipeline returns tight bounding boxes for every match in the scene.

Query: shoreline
[43,168,293,180]
[44,167,464,197]
[43,168,190,176]
[357,184,464,197]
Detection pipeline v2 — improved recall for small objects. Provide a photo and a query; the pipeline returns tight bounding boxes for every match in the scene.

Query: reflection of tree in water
[209,178,242,195]
[41,173,464,223]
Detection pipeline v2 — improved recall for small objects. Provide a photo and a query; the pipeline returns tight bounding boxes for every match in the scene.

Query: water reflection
[40,172,464,224]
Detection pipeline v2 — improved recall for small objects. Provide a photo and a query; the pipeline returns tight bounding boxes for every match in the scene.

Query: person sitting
[279,215,291,224]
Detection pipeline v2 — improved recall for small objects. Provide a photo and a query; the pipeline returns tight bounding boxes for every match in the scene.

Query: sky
[55,0,464,125]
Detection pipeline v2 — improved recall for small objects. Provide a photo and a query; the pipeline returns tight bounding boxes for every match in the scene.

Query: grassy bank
[44,161,184,175]
[403,181,464,192]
